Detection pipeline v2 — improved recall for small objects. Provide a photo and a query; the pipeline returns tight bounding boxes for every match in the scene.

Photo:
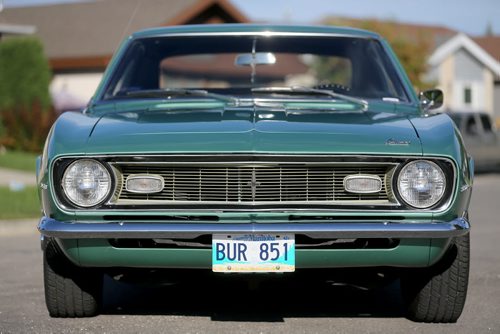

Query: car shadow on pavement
[101,269,405,321]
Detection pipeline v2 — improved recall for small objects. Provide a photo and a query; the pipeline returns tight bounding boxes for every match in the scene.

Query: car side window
[465,116,479,136]
[480,115,493,133]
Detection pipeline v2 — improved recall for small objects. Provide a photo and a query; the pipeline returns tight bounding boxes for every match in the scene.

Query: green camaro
[37,24,473,322]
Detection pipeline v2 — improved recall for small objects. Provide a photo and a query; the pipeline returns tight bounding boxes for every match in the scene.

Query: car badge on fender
[385,138,411,146]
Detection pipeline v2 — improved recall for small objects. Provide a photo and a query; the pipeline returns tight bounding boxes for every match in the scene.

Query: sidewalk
[0,219,38,237]
[0,167,36,186]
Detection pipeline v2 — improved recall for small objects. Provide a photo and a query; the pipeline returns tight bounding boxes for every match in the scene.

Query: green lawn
[0,150,38,172]
[0,186,40,220]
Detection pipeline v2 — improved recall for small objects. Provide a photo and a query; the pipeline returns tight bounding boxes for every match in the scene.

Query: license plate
[212,234,295,272]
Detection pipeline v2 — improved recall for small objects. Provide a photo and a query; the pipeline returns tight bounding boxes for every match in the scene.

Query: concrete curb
[0,167,36,187]
[0,219,38,237]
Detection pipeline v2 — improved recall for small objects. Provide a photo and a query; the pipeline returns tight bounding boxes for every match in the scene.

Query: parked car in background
[448,112,500,171]
[37,24,473,322]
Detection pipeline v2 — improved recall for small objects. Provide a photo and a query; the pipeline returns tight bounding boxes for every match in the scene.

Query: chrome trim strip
[51,153,453,161]
[114,200,392,206]
[38,216,469,239]
[94,30,416,107]
[51,153,433,160]
[136,31,377,39]
[111,161,399,166]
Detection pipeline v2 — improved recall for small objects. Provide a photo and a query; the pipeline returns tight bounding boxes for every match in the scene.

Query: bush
[0,102,57,152]
[0,115,4,140]
[0,37,54,152]
[0,37,51,110]
[323,18,433,91]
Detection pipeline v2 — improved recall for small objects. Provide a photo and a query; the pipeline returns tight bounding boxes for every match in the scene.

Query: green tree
[0,37,54,151]
[324,18,433,91]
[313,56,352,87]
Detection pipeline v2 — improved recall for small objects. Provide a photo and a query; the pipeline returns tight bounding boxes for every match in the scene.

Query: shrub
[0,102,57,152]
[323,18,433,91]
[0,36,53,152]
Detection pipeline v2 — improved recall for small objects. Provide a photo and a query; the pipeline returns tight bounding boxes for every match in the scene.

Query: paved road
[0,174,499,333]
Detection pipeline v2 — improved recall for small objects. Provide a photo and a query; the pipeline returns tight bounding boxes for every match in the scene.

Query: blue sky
[2,0,499,36]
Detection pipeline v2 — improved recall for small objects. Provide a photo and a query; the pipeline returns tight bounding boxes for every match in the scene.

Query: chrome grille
[115,164,395,205]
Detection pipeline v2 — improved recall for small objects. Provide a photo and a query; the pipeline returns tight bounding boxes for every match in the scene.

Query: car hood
[85,102,422,155]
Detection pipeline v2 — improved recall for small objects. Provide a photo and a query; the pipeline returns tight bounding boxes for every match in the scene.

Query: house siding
[452,48,489,112]
[454,48,484,81]
[494,82,500,126]
[438,55,454,111]
[484,69,494,115]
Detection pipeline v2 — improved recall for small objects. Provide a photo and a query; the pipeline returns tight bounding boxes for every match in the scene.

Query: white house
[427,33,500,122]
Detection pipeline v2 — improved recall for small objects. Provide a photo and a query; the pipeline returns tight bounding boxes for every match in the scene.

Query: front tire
[401,234,470,323]
[43,240,103,317]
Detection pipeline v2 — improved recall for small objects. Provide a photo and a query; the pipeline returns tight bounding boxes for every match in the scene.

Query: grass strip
[0,186,40,220]
[0,150,38,173]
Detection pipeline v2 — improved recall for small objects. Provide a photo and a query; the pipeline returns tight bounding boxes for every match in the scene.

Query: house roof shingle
[472,36,500,63]
[324,16,500,75]
[0,0,247,59]
[429,33,500,77]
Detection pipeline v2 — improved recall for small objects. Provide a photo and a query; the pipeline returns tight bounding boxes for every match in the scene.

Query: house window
[464,87,472,105]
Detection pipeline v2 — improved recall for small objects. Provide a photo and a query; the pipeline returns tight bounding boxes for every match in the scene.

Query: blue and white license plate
[212,234,295,272]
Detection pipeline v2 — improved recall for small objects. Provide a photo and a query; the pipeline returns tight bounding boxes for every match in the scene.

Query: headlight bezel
[394,159,454,210]
[55,158,116,209]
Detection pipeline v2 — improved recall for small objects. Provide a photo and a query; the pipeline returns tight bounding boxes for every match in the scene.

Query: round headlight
[397,160,446,209]
[62,159,112,207]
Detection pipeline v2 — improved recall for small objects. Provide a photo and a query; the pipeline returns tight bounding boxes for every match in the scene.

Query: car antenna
[117,0,143,51]
[87,0,141,110]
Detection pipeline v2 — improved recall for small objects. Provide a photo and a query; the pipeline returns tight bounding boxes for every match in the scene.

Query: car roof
[131,23,380,40]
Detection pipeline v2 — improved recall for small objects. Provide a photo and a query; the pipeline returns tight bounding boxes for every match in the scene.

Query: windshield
[101,35,410,102]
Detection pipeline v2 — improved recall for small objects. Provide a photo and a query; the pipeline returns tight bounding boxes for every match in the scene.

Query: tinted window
[102,35,409,102]
[466,116,479,136]
[480,115,493,132]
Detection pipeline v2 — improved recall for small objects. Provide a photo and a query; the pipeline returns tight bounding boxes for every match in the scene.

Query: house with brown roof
[0,0,249,110]
[428,33,500,122]
[474,36,500,64]
[324,17,500,123]
[469,36,500,122]
[2,2,500,121]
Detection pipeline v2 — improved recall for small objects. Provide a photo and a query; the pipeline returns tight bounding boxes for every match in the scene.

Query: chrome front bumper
[38,216,470,239]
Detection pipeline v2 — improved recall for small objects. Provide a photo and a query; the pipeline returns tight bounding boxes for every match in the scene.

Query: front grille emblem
[246,169,261,201]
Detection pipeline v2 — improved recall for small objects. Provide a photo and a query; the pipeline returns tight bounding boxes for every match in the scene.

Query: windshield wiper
[251,86,368,111]
[125,88,239,105]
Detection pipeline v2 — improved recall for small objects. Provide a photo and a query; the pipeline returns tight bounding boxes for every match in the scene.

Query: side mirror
[235,52,276,67]
[419,89,443,111]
